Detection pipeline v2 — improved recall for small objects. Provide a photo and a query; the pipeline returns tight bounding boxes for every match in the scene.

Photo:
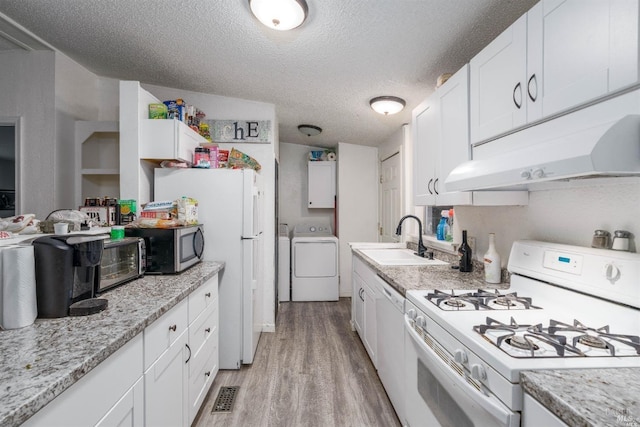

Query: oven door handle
[404,316,518,426]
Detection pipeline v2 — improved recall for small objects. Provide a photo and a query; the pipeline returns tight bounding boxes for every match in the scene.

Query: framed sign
[207,120,272,143]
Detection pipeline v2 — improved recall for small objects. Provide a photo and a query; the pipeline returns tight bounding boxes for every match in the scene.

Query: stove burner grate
[425,289,542,311]
[548,319,640,356]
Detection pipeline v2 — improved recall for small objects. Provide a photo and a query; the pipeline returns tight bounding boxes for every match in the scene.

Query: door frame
[0,116,21,215]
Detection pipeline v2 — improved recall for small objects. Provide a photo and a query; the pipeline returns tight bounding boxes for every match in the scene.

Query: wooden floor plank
[194,298,401,427]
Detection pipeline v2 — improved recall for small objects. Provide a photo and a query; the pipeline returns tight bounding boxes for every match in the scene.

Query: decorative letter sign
[207,120,272,143]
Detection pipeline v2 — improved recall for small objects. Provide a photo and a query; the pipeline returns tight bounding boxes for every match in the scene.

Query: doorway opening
[0,118,19,218]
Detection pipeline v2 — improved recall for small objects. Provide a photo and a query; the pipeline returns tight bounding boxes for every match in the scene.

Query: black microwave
[125,225,204,274]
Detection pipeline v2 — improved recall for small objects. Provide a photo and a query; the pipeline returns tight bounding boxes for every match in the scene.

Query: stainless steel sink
[360,248,448,266]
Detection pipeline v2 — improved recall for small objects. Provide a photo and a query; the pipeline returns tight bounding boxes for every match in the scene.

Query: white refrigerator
[155,168,263,369]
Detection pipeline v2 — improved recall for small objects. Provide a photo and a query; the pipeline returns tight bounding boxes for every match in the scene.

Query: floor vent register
[212,386,240,413]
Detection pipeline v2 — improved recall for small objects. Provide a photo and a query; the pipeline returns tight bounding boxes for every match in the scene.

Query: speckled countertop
[0,261,224,427]
[351,244,510,296]
[521,369,640,426]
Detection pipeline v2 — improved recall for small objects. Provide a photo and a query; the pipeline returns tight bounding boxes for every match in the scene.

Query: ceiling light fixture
[369,96,406,115]
[249,0,309,31]
[298,124,322,136]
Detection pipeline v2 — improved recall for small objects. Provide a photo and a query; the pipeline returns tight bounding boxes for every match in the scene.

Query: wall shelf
[75,120,119,206]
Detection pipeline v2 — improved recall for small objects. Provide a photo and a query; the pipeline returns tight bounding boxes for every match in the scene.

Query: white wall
[55,53,104,209]
[454,178,640,267]
[278,142,335,234]
[337,142,379,297]
[0,51,56,219]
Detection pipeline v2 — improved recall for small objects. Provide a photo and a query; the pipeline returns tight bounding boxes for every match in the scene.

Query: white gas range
[403,240,640,427]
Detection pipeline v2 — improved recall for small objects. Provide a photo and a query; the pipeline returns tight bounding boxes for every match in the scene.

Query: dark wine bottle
[458,230,473,272]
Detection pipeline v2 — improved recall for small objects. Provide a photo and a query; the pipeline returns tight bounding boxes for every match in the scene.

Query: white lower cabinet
[22,334,144,427]
[187,276,219,424]
[23,274,220,427]
[144,275,220,427]
[95,378,144,427]
[144,326,189,427]
[522,393,568,427]
[352,256,379,367]
[351,253,405,420]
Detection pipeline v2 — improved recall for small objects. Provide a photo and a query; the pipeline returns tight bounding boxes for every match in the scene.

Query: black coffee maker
[33,234,108,317]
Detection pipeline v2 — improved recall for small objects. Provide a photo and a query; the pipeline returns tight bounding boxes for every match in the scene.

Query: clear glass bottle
[458,230,473,272]
[483,233,501,283]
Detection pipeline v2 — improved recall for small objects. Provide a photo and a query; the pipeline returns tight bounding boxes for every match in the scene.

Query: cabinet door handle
[527,74,537,102]
[513,82,522,109]
[434,178,439,195]
[205,371,211,377]
[169,324,177,332]
[185,343,191,364]
[205,327,211,333]
[427,178,433,195]
[359,288,365,301]
[205,292,212,298]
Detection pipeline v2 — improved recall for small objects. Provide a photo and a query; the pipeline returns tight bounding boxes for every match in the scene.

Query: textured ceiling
[0,0,537,148]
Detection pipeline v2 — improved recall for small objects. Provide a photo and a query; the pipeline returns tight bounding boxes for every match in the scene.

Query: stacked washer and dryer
[288,223,339,302]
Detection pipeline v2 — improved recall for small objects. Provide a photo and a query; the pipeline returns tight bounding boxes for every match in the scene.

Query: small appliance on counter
[96,237,145,293]
[124,224,204,274]
[32,234,107,317]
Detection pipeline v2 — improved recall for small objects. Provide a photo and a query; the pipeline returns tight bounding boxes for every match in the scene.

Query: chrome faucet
[395,215,428,258]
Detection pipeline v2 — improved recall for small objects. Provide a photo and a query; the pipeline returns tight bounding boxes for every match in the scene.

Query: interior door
[379,152,401,242]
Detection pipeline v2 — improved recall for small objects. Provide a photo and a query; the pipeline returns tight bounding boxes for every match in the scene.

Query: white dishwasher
[375,274,405,423]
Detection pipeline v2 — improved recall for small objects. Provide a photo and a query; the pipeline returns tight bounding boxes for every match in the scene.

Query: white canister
[483,233,502,284]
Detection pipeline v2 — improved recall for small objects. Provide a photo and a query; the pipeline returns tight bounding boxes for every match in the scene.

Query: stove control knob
[454,349,468,365]
[406,309,417,320]
[604,263,621,282]
[471,364,487,381]
[415,316,426,329]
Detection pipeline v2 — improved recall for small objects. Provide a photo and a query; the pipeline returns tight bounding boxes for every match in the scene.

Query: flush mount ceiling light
[369,96,406,115]
[298,124,322,136]
[249,0,309,31]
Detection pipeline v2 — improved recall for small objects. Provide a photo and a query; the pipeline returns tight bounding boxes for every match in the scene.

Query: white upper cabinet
[471,0,640,144]
[413,65,472,206]
[412,95,438,206]
[308,161,336,208]
[470,13,528,144]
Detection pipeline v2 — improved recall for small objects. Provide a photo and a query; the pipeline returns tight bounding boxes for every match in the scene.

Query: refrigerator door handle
[241,231,263,240]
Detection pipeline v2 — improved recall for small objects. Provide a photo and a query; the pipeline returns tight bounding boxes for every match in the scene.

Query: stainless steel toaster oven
[96,237,146,293]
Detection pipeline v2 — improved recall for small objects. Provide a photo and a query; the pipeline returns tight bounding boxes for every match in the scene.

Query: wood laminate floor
[194,298,402,427]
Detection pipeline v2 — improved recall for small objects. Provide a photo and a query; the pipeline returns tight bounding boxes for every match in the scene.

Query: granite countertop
[0,261,224,427]
[521,369,640,426]
[352,245,509,296]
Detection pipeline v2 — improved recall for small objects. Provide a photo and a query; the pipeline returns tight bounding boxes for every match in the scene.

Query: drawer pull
[205,371,211,377]
[205,327,211,333]
[205,292,212,298]
[169,324,177,332]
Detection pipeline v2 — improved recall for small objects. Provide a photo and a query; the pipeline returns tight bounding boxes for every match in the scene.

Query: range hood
[445,114,640,192]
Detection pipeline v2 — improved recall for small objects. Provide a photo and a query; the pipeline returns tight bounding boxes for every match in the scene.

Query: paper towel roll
[326,152,336,161]
[0,245,37,329]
